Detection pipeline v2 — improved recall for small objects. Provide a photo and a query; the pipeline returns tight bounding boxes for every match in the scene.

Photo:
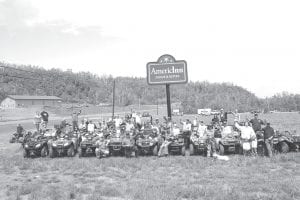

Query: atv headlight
[149,142,154,146]
[52,143,57,147]
[25,144,29,149]
[64,142,70,146]
[82,137,87,142]
[35,144,41,148]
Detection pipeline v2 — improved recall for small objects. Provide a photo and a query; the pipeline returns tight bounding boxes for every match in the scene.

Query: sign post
[147,55,188,120]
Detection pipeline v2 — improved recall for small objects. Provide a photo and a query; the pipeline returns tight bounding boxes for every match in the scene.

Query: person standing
[250,113,264,133]
[204,125,217,157]
[40,110,49,128]
[197,121,207,137]
[234,121,256,156]
[181,119,192,148]
[219,109,227,123]
[233,109,240,122]
[262,122,275,157]
[71,110,81,131]
[16,124,24,138]
[33,111,42,132]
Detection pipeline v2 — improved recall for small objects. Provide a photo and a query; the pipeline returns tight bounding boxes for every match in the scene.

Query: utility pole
[112,79,115,119]
[166,84,171,119]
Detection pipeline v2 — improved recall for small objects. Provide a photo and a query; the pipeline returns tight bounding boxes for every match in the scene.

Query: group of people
[27,108,276,158]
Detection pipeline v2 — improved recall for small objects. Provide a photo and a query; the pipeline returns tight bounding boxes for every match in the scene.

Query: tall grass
[1,153,299,200]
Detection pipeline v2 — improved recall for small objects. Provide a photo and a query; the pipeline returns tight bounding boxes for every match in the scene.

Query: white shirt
[133,114,141,125]
[114,118,122,128]
[182,122,192,131]
[197,125,207,137]
[235,123,255,140]
[172,127,181,136]
[222,126,233,137]
[126,123,134,132]
[193,119,197,126]
[87,123,95,132]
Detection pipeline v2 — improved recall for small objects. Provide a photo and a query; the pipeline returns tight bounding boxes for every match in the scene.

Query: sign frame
[146,54,188,85]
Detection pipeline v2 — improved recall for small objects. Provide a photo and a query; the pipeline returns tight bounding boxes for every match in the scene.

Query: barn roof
[7,95,62,100]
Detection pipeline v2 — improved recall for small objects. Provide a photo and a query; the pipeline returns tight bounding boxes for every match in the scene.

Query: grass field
[0,111,300,200]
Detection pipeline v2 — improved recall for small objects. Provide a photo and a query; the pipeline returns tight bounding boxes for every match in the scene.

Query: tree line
[0,62,299,113]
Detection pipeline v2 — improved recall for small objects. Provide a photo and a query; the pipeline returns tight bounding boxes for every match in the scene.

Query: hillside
[0,62,299,113]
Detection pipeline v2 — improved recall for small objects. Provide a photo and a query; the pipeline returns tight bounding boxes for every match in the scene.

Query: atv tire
[152,145,158,156]
[125,148,131,158]
[219,144,225,155]
[181,146,186,156]
[95,149,101,159]
[189,144,194,156]
[49,146,55,158]
[78,147,83,158]
[67,145,75,157]
[279,142,289,153]
[41,146,48,157]
[23,149,28,158]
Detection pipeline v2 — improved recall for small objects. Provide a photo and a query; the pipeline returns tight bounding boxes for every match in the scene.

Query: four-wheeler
[48,132,79,158]
[272,131,298,153]
[167,133,187,156]
[23,132,49,158]
[136,128,159,156]
[78,132,99,157]
[189,132,209,156]
[216,126,241,155]
[107,129,137,157]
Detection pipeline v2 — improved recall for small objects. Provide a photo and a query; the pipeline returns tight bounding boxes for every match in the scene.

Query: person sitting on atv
[172,123,181,137]
[16,124,24,138]
[220,121,232,138]
[204,125,217,157]
[158,129,172,157]
[219,108,231,123]
[197,121,207,137]
[87,120,96,133]
[212,114,220,125]
[152,118,161,135]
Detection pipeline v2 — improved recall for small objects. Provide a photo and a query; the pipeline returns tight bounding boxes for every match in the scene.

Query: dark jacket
[250,118,264,132]
[41,111,49,122]
[262,126,275,140]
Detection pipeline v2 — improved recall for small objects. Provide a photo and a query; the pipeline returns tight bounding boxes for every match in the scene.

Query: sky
[0,0,299,98]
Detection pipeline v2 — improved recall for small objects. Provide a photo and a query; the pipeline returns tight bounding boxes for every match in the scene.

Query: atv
[135,128,159,156]
[78,132,100,157]
[189,132,209,156]
[272,131,297,153]
[107,129,137,157]
[216,126,241,155]
[48,132,79,158]
[23,133,49,158]
[167,133,187,156]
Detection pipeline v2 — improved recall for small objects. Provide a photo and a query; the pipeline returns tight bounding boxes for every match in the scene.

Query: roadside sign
[146,55,188,119]
[146,55,188,85]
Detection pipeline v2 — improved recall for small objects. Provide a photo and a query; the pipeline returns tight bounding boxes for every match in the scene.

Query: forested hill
[0,63,299,113]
